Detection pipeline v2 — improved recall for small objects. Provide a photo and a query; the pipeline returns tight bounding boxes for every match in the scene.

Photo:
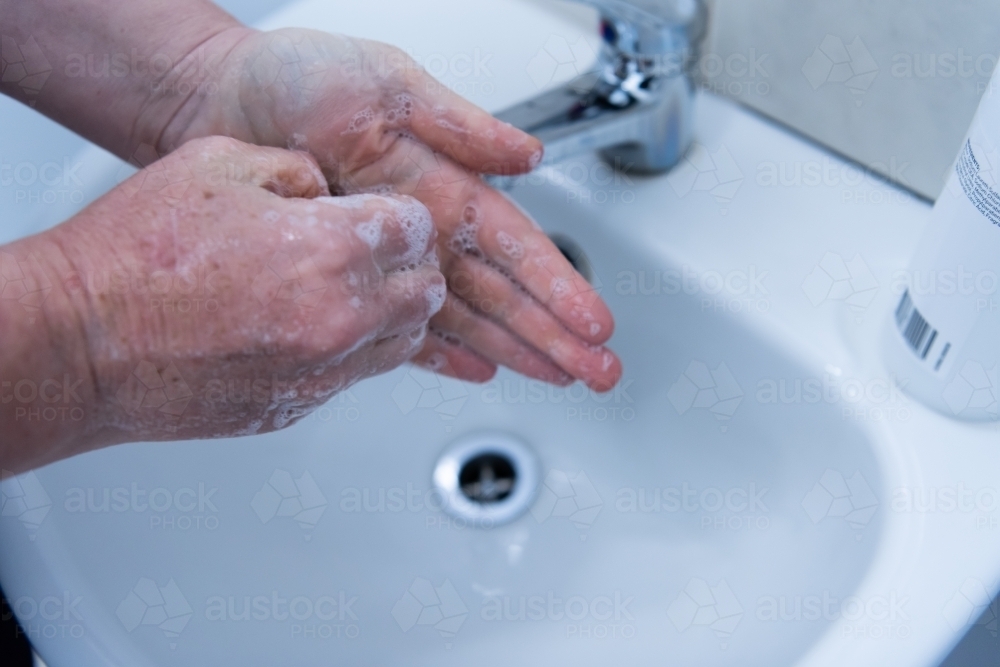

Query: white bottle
[882,71,1000,421]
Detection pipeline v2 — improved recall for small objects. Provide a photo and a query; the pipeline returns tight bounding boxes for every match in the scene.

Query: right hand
[41,136,446,443]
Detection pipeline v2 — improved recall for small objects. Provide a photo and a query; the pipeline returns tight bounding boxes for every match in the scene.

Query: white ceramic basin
[3,1,1000,667]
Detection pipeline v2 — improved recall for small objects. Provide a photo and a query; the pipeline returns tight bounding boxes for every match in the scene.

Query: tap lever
[490,0,704,185]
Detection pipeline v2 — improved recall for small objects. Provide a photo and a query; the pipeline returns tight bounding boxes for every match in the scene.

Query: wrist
[150,25,261,155]
[0,230,110,471]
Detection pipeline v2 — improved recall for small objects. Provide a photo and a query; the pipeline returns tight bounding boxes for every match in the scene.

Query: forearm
[0,228,111,472]
[0,0,249,159]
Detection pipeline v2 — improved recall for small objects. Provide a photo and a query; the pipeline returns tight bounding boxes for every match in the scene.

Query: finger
[180,136,330,198]
[411,329,498,383]
[349,138,614,344]
[449,185,615,344]
[314,194,437,272]
[260,149,330,198]
[352,264,446,340]
[444,251,622,391]
[375,46,541,175]
[332,324,427,387]
[431,292,572,385]
[362,326,431,378]
[406,86,542,175]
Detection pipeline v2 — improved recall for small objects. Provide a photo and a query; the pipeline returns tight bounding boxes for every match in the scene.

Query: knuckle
[340,307,376,349]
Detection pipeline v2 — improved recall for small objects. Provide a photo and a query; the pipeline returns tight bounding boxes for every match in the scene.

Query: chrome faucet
[490,0,705,185]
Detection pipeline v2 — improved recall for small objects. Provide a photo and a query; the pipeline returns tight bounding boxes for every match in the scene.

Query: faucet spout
[489,0,705,186]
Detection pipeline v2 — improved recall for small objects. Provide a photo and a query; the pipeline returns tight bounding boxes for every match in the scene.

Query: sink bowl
[1,169,884,667]
[4,2,1000,667]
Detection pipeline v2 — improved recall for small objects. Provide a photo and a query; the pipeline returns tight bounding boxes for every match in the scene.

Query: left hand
[163,27,622,391]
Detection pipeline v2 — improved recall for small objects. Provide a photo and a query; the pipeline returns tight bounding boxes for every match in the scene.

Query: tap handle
[576,0,698,28]
[573,0,705,60]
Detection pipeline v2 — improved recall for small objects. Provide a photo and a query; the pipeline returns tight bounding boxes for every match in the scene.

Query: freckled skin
[0,138,444,471]
[0,2,622,471]
[167,27,621,390]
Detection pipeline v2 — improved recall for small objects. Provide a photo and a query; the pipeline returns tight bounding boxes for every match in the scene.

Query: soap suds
[601,352,614,372]
[342,106,375,135]
[426,280,447,314]
[384,94,414,126]
[315,193,380,209]
[387,197,434,266]
[550,277,571,298]
[354,213,384,248]
[448,204,482,255]
[495,230,524,260]
[425,352,447,371]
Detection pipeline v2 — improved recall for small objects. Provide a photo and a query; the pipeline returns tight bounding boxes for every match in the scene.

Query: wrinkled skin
[160,28,623,389]
[48,137,448,444]
[0,17,625,473]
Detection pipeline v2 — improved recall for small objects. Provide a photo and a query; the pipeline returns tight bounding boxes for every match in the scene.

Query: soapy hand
[163,28,622,390]
[35,136,446,446]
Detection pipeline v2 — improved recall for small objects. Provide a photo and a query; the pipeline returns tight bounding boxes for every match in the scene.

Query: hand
[164,28,623,390]
[25,136,446,451]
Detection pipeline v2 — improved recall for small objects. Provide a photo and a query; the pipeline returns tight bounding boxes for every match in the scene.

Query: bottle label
[954,139,1000,227]
[895,126,1000,373]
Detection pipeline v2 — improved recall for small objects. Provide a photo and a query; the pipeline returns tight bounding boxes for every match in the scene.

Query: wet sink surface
[4,0,950,666]
[1,173,883,666]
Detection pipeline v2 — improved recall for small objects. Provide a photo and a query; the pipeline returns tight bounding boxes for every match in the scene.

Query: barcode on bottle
[895,289,951,370]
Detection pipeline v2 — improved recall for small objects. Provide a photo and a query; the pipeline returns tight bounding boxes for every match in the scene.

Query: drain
[460,453,516,503]
[433,432,539,527]
[549,233,593,284]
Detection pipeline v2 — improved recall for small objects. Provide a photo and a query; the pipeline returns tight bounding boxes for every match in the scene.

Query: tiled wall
[701,0,1000,199]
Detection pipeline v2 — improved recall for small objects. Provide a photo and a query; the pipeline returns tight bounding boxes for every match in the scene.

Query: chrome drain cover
[432,432,539,527]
